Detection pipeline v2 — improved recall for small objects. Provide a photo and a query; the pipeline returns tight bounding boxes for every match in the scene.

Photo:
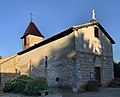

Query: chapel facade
[0,10,115,91]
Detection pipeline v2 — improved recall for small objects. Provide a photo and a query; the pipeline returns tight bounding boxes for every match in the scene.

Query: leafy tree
[0,56,2,59]
[114,62,120,78]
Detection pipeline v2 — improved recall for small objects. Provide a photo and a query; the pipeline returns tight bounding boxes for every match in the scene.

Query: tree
[0,56,2,59]
[114,62,120,78]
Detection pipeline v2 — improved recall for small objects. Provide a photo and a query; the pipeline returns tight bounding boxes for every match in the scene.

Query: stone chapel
[0,10,115,91]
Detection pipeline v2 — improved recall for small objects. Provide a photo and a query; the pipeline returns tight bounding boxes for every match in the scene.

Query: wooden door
[95,67,101,83]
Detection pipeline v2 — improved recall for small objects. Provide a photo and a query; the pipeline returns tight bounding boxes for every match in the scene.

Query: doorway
[95,67,101,83]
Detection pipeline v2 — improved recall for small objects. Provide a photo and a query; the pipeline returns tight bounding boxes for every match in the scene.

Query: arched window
[45,56,48,67]
[24,37,27,45]
[55,77,59,82]
[94,27,99,38]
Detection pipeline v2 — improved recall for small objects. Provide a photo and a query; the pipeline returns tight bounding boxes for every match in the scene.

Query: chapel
[0,10,115,91]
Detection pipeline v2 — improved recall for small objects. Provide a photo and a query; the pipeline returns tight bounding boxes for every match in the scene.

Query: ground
[0,88,120,97]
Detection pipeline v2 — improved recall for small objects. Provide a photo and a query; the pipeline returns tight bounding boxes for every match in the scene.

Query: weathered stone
[0,18,114,92]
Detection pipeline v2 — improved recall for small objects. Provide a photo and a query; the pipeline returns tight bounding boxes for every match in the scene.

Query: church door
[95,67,101,83]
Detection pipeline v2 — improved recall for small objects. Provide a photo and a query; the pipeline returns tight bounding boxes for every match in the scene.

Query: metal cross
[30,13,33,22]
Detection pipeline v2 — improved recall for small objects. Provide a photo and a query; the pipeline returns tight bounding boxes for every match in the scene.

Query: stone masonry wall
[76,51,95,87]
[0,54,20,87]
[76,51,114,88]
[18,32,75,88]
[30,56,77,88]
[101,55,114,85]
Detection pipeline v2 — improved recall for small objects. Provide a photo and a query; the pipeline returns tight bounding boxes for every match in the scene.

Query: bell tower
[21,21,44,50]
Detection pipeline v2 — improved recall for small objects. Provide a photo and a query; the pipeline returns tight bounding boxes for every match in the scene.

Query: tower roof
[21,21,44,39]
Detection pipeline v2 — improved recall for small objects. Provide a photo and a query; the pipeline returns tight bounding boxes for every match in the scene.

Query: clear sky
[0,0,119,62]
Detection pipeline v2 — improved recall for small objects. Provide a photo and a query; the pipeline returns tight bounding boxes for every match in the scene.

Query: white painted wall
[75,25,113,56]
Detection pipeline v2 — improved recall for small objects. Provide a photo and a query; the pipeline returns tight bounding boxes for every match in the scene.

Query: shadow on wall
[80,32,94,52]
[0,31,104,88]
[26,32,102,88]
[27,35,76,87]
[78,32,102,54]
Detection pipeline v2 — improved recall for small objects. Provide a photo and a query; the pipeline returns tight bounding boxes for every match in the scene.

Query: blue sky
[0,0,119,62]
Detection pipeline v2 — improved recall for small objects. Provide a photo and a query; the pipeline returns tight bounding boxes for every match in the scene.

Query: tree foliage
[114,62,120,78]
[0,56,2,59]
[24,77,48,95]
[3,75,32,93]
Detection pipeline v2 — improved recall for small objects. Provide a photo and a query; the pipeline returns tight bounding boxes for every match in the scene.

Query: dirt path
[61,88,120,97]
[0,88,120,97]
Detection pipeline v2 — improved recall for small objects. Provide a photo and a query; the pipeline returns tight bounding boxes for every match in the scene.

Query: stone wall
[76,51,95,87]
[18,32,75,88]
[0,24,114,90]
[0,54,20,87]
[22,35,43,50]
[76,51,114,88]
[75,25,113,56]
[30,56,77,88]
[74,24,114,89]
[101,55,114,85]
[0,31,76,88]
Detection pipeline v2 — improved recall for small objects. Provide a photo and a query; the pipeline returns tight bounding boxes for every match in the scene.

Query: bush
[24,77,48,96]
[3,75,48,96]
[114,62,120,78]
[108,78,120,88]
[3,75,32,93]
[84,80,100,92]
[3,79,15,92]
[13,75,32,93]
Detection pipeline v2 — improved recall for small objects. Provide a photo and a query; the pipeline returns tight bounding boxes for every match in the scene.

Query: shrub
[24,77,48,96]
[13,75,32,93]
[3,75,32,93]
[84,80,100,92]
[88,80,101,87]
[3,79,15,92]
[114,62,120,78]
[108,78,120,87]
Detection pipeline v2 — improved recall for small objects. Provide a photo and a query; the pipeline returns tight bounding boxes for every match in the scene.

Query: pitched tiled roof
[18,21,115,55]
[21,21,44,39]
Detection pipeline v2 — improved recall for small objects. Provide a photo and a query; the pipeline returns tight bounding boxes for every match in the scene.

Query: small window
[45,56,48,67]
[15,69,18,73]
[94,27,99,38]
[24,37,27,45]
[55,77,59,82]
